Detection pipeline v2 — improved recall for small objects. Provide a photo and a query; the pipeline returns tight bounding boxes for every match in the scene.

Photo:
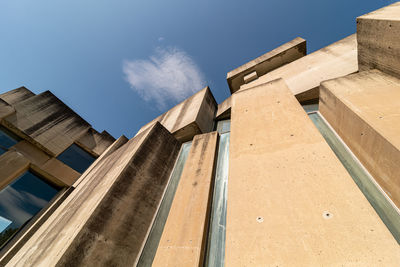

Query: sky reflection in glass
[57,144,96,173]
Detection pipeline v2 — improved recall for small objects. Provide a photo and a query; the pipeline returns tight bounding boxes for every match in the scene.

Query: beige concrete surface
[6,122,181,267]
[73,135,129,188]
[240,34,358,103]
[137,87,217,142]
[2,91,91,156]
[0,87,35,106]
[320,69,400,208]
[227,37,306,93]
[0,151,29,191]
[153,131,218,267]
[216,96,232,120]
[76,128,115,157]
[0,99,15,120]
[226,78,400,266]
[357,2,400,78]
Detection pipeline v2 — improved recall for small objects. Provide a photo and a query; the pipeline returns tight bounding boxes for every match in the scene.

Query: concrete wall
[153,131,218,267]
[6,122,181,266]
[137,87,217,142]
[226,78,400,266]
[320,69,400,208]
[357,2,400,78]
[240,35,358,103]
[227,37,306,93]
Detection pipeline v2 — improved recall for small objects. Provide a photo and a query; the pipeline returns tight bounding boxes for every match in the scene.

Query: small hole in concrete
[290,134,294,137]
[256,216,264,223]
[361,133,364,136]
[277,101,280,104]
[323,211,333,219]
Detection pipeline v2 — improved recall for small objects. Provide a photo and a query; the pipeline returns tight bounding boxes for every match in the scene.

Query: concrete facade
[1,2,400,266]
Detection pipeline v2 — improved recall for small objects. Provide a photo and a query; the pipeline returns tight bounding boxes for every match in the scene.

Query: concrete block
[137,87,217,142]
[227,37,306,93]
[240,35,358,103]
[39,158,81,187]
[0,99,15,120]
[0,87,35,106]
[216,96,232,120]
[6,122,181,266]
[357,2,400,78]
[75,128,115,157]
[3,91,91,156]
[0,151,29,191]
[12,140,50,166]
[153,131,218,267]
[226,79,400,266]
[320,69,400,208]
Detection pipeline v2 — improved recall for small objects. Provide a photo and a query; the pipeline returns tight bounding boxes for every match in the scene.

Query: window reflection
[0,126,20,156]
[0,171,60,248]
[57,144,96,173]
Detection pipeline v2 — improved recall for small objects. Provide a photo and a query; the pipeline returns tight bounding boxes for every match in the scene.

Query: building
[0,2,400,266]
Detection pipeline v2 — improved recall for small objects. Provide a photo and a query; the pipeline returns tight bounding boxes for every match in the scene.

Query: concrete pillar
[225,79,400,266]
[357,2,400,78]
[152,131,218,267]
[320,69,400,208]
[6,122,181,266]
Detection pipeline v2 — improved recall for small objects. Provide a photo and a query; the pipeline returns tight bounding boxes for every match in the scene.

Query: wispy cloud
[123,47,206,110]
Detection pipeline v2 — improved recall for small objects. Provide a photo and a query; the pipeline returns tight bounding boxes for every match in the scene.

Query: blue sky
[0,0,395,138]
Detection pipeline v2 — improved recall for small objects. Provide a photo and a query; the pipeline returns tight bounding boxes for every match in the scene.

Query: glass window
[0,126,20,156]
[57,144,96,173]
[0,171,60,248]
[216,120,231,134]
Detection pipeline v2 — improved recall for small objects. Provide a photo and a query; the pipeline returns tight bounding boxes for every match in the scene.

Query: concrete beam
[320,69,400,208]
[240,34,358,103]
[76,128,115,157]
[2,91,91,156]
[226,79,400,265]
[153,131,218,266]
[0,151,29,190]
[216,96,232,120]
[357,2,400,78]
[0,87,35,106]
[6,122,181,266]
[227,37,306,93]
[137,87,217,142]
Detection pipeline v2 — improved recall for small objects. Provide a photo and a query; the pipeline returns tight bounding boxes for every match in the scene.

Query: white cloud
[123,47,206,110]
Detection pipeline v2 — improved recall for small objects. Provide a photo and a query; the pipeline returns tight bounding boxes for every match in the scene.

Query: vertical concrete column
[225,79,400,266]
[6,123,181,266]
[152,131,218,267]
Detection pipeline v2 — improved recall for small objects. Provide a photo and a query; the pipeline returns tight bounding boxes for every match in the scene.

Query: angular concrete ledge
[357,2,400,78]
[216,96,232,120]
[226,78,400,266]
[320,69,400,208]
[137,87,217,142]
[240,34,358,103]
[76,128,115,157]
[153,131,218,267]
[6,122,181,266]
[0,87,35,106]
[227,37,306,94]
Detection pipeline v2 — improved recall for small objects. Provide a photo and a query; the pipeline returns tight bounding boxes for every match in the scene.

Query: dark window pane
[57,144,96,173]
[0,171,59,247]
[0,127,20,156]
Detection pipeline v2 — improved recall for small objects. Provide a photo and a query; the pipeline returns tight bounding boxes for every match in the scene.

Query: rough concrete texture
[320,69,400,208]
[10,140,80,187]
[6,122,181,267]
[215,96,231,120]
[0,87,35,106]
[226,79,400,266]
[0,151,29,190]
[73,135,129,188]
[137,87,217,142]
[0,99,15,120]
[357,2,400,78]
[227,37,306,93]
[2,91,91,156]
[240,35,358,103]
[76,128,115,157]
[153,131,218,267]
